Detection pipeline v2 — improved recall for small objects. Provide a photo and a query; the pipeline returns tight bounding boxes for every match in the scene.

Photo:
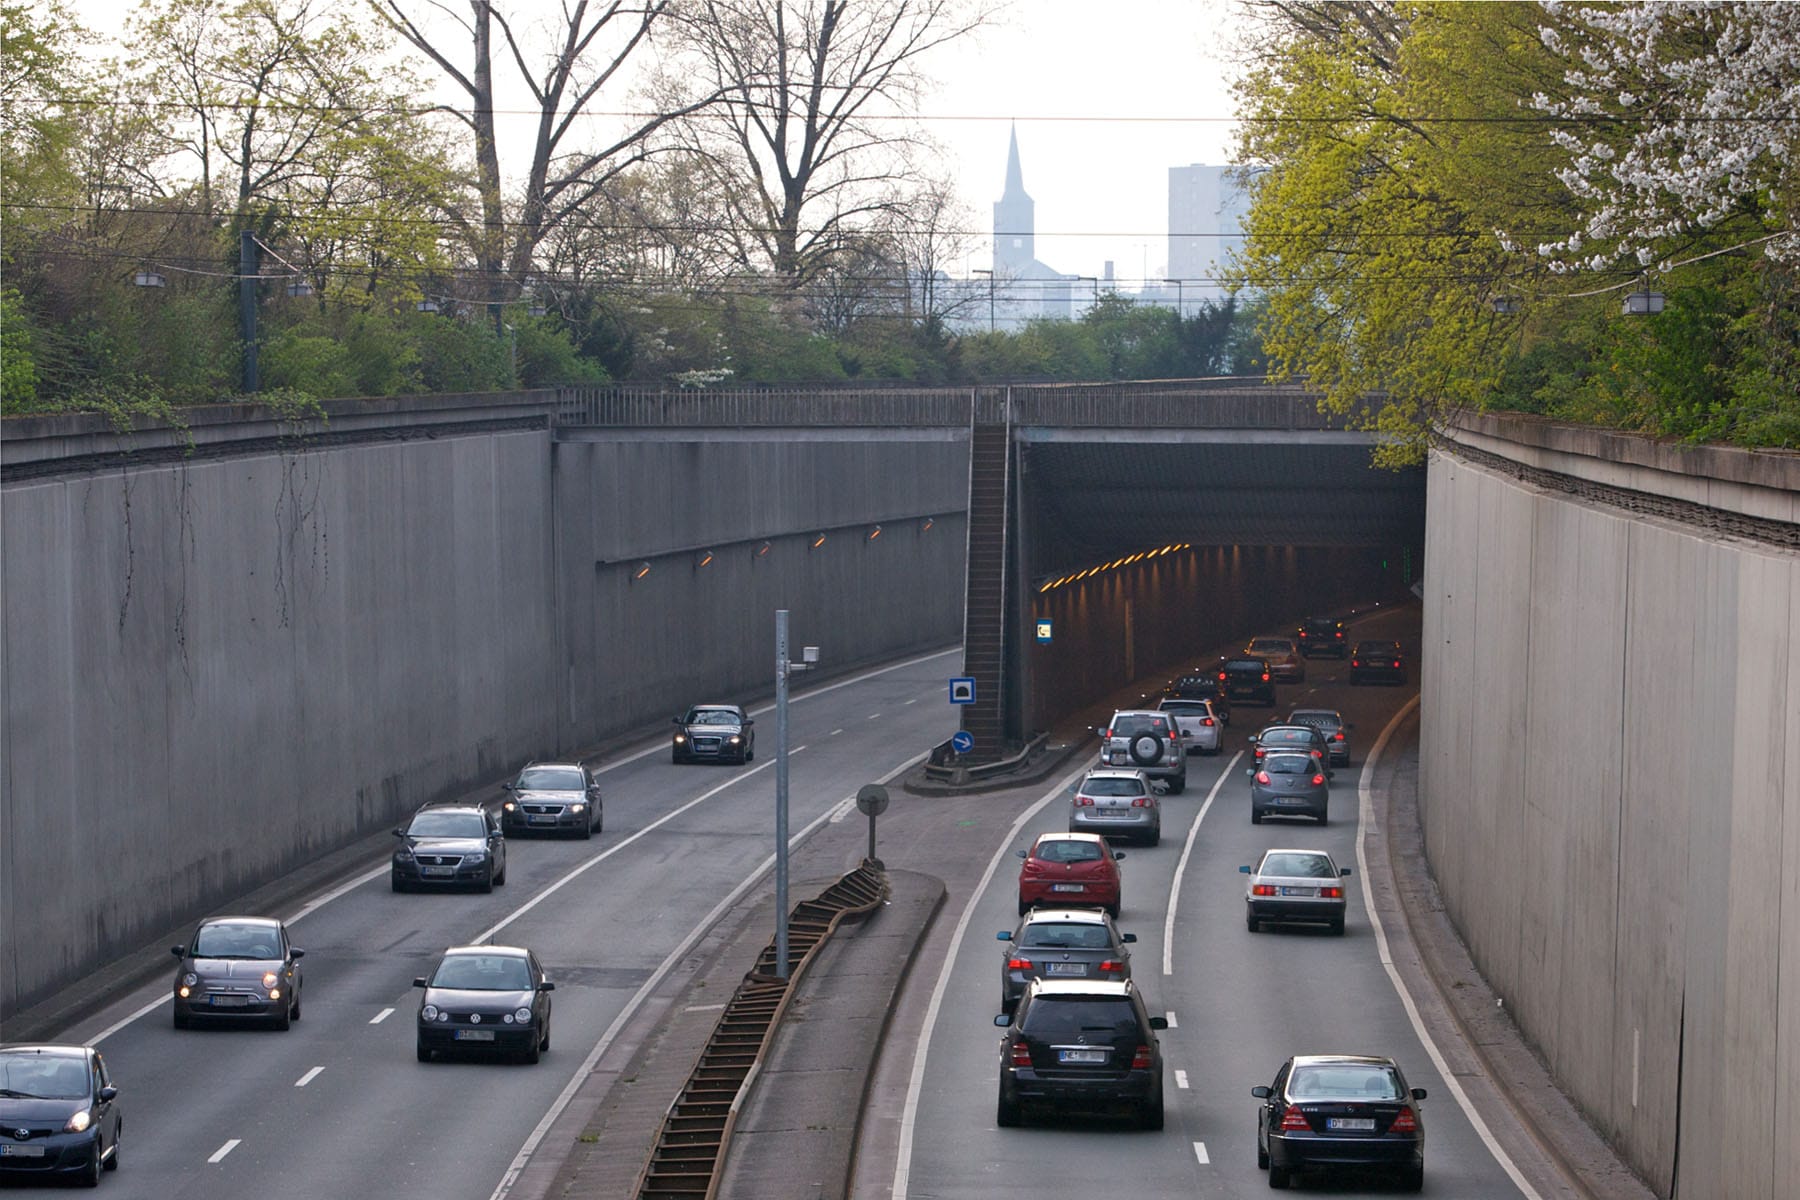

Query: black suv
[994,978,1167,1129]
[1220,657,1276,706]
[1297,616,1348,659]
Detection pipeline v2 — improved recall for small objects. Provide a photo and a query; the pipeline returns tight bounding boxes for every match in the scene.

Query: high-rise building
[1167,164,1250,302]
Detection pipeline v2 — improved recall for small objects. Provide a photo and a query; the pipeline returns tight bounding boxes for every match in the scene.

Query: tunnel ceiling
[1019,433,1426,575]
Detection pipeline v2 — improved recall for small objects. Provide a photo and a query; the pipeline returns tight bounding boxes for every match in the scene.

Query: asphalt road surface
[42,647,964,1200]
[888,609,1535,1199]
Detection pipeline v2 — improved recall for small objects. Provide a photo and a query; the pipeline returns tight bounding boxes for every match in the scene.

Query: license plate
[454,1029,495,1042]
[1051,883,1086,893]
[528,814,555,824]
[1327,1117,1376,1131]
[1045,962,1086,975]
[1279,886,1315,896]
[421,866,454,877]
[210,994,251,1007]
[1,1145,46,1158]
[1058,1048,1108,1064]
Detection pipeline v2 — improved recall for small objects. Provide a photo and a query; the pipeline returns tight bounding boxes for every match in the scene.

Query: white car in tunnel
[1156,697,1223,755]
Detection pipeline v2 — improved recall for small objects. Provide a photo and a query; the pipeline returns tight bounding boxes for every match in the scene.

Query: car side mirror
[501,782,515,791]
[996,931,1013,941]
[1239,865,1252,874]
[393,827,406,838]
[98,1087,118,1103]
[1251,1085,1272,1098]
[1113,852,1126,862]
[540,981,556,992]
[1148,1015,1168,1030]
[742,718,754,727]
[412,977,428,988]
[1015,849,1028,858]
[1247,735,1260,744]
[1411,1087,1427,1100]
[672,716,684,725]
[171,945,185,957]
[1121,932,1137,943]
[993,1014,1012,1028]
[291,948,305,959]
[1340,867,1352,877]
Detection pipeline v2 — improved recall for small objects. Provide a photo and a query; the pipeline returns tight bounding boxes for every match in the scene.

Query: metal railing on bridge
[552,379,1342,431]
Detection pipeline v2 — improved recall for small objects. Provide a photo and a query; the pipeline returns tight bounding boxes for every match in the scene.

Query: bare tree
[883,176,980,333]
[374,0,724,316]
[661,0,988,291]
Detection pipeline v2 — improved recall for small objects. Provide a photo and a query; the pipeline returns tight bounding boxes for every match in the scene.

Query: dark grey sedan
[415,945,554,1063]
[672,704,756,764]
[996,908,1136,1011]
[171,916,304,1029]
[1249,752,1330,825]
[501,761,602,839]
[391,806,506,892]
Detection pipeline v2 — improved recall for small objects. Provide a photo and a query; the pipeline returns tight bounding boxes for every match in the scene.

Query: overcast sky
[69,0,1247,286]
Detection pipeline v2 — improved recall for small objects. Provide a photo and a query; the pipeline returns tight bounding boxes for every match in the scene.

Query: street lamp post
[972,269,995,332]
[773,610,820,980]
[1168,278,1186,318]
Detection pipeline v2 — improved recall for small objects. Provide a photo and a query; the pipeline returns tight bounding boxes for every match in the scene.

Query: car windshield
[1035,839,1104,864]
[1265,754,1315,775]
[1159,702,1207,715]
[407,811,487,838]
[1020,998,1139,1039]
[1081,777,1146,797]
[1249,639,1292,653]
[1110,715,1166,737]
[686,709,739,725]
[1021,922,1113,950]
[1261,852,1336,878]
[517,766,585,790]
[431,955,533,991]
[0,1054,89,1100]
[1264,729,1312,745]
[193,922,280,959]
[1290,1065,1404,1100]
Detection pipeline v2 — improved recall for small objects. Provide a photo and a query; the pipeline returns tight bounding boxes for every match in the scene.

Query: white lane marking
[473,748,805,944]
[370,1007,394,1025]
[867,713,881,720]
[90,993,171,1046]
[488,750,927,1200]
[891,759,1093,1200]
[1163,751,1242,975]
[1164,1011,1177,1028]
[827,797,857,823]
[684,1003,727,1013]
[1357,696,1540,1199]
[295,1066,324,1087]
[1176,1069,1190,1089]
[831,728,845,736]
[903,697,918,705]
[208,1139,240,1164]
[1193,1141,1210,1164]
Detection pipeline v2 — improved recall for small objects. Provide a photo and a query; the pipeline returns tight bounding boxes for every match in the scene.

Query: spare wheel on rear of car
[1129,734,1161,765]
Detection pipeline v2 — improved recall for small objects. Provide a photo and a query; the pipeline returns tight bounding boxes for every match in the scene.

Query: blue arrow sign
[951,731,974,754]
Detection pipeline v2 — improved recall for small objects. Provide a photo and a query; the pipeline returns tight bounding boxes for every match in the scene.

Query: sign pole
[774,610,790,980]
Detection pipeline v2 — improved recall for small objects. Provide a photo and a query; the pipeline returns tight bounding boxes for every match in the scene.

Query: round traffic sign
[951,730,974,754]
[855,784,890,816]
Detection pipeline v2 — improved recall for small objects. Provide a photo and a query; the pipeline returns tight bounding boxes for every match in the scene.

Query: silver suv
[1097,710,1187,794]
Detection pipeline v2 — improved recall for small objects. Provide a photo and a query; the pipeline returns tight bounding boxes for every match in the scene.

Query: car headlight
[503,801,517,812]
[570,802,585,812]
[465,850,486,862]
[263,971,280,988]
[728,735,741,744]
[514,1007,533,1024]
[183,972,198,987]
[421,1004,439,1021]
[394,849,413,862]
[64,1109,92,1134]
[673,733,687,744]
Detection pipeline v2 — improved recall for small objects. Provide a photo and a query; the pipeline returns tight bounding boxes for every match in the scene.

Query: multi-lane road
[47,648,964,1200]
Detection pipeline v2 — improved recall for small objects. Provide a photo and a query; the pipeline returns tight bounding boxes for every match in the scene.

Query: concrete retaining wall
[0,402,967,1021]
[1421,418,1799,1199]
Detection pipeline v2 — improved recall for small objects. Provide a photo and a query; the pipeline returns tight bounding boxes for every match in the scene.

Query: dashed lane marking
[295,1067,323,1087]
[369,1008,394,1025]
[208,1140,240,1164]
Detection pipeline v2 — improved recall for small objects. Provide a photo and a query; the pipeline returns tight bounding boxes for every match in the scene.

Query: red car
[1016,832,1126,917]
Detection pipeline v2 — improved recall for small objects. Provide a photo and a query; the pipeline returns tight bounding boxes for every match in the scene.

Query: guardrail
[634,862,888,1200]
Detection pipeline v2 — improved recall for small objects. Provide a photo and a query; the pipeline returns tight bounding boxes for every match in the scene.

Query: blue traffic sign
[951,731,975,754]
[949,677,977,704]
[1035,619,1053,643]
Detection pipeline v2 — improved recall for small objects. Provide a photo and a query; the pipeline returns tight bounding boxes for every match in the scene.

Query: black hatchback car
[1253,1054,1426,1191]
[1296,616,1348,658]
[415,944,554,1063]
[0,1044,121,1186]
[994,978,1166,1129]
[1350,640,1408,685]
[1219,657,1276,705]
[1166,672,1231,725]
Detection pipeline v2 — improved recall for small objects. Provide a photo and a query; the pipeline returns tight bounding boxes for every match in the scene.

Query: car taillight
[1101,729,1112,739]
[1007,957,1032,970]
[1280,1105,1310,1131]
[1131,796,1152,808]
[1334,631,1343,639]
[1390,1106,1418,1133]
[1010,1041,1033,1067]
[1020,860,1043,877]
[1333,731,1344,741]
[1351,658,1362,667]
[1252,884,1277,896]
[1131,1045,1153,1069]
[1255,771,1271,784]
[1312,774,1326,785]
[1261,672,1271,682]
[1099,959,1124,973]
[1217,671,1227,682]
[1392,660,1402,668]
[1201,717,1214,727]
[1074,795,1094,806]
[1321,886,1342,898]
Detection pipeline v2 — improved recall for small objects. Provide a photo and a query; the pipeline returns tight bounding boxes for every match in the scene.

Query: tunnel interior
[1008,433,1427,735]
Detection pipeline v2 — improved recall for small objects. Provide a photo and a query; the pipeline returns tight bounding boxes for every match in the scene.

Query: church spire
[993,123,1035,272]
[1002,122,1029,202]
